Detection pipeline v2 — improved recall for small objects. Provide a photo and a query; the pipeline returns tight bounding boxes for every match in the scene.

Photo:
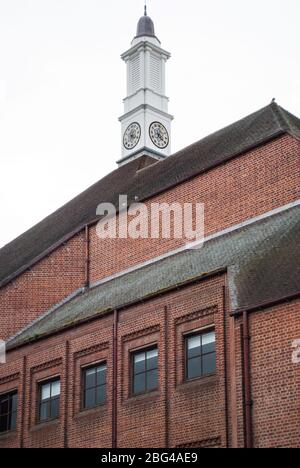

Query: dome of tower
[136,6,156,38]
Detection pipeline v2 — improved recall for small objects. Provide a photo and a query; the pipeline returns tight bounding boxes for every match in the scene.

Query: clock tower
[117,6,173,167]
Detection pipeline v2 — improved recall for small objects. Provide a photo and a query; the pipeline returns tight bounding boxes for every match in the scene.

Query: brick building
[0,8,300,448]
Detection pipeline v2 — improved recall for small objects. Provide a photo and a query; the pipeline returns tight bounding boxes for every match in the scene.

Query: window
[82,363,107,410]
[38,378,60,423]
[132,347,158,395]
[185,330,216,380]
[0,391,17,433]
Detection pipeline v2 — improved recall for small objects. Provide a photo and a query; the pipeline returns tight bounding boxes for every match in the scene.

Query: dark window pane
[147,369,158,391]
[147,349,158,371]
[82,365,107,409]
[0,392,18,432]
[96,385,106,405]
[85,369,96,390]
[11,394,18,413]
[10,412,17,431]
[202,353,216,375]
[40,402,50,422]
[187,356,202,380]
[133,372,145,395]
[84,388,95,409]
[134,352,146,374]
[187,336,201,359]
[202,332,216,355]
[96,366,106,386]
[50,398,60,419]
[0,398,9,415]
[0,415,8,433]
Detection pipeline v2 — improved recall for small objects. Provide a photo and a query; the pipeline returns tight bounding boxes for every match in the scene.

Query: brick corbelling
[122,325,160,343]
[0,372,20,385]
[89,134,300,284]
[30,358,63,374]
[74,342,110,358]
[174,306,217,325]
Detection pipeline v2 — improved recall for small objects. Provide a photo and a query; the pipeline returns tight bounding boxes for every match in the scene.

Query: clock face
[123,122,141,150]
[149,122,169,149]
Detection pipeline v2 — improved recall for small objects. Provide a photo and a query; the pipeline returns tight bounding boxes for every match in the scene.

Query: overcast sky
[0,0,299,248]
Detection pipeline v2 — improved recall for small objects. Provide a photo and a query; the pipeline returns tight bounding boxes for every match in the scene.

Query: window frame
[0,390,18,434]
[37,377,61,424]
[81,361,107,411]
[130,345,159,397]
[184,328,216,382]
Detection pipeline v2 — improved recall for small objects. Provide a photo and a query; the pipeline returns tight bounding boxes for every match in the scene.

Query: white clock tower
[117,6,173,166]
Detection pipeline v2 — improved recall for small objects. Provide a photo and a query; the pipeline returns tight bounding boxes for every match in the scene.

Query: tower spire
[144,1,147,16]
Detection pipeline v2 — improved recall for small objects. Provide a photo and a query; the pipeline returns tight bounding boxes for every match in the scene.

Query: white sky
[0,0,299,248]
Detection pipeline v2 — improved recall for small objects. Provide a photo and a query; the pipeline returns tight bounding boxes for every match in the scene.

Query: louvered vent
[150,55,161,92]
[130,55,141,93]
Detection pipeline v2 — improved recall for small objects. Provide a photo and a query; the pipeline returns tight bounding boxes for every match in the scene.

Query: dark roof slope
[1,103,300,288]
[7,205,300,349]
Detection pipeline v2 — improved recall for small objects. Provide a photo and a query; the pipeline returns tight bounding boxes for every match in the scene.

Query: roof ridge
[270,102,300,139]
[170,104,273,159]
[270,102,291,131]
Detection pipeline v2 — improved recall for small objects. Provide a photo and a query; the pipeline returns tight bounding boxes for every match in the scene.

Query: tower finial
[144,1,147,16]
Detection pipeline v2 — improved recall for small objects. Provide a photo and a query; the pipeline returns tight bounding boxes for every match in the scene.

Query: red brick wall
[89,134,300,284]
[0,232,86,340]
[0,274,228,448]
[1,276,299,448]
[249,300,300,448]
